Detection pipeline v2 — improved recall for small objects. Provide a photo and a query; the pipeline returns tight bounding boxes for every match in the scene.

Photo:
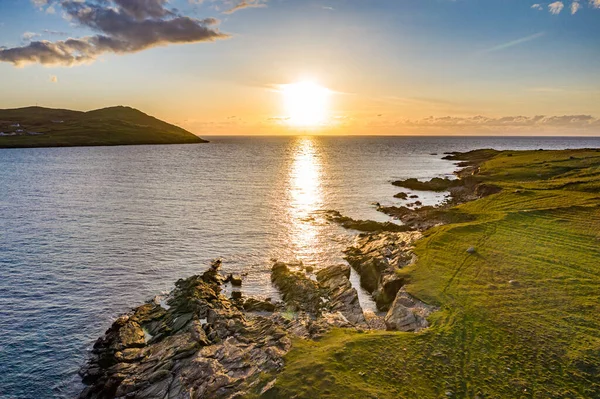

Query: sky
[0,0,599,135]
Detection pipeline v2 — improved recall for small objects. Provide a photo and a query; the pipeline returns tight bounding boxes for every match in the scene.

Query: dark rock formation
[316,264,367,327]
[392,177,460,192]
[344,232,421,311]
[271,261,326,315]
[394,192,408,199]
[79,266,290,399]
[324,210,413,233]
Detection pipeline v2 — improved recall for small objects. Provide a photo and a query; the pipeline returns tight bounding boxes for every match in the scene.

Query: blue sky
[0,0,599,135]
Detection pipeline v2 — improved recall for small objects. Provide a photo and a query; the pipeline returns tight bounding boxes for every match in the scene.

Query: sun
[281,81,331,127]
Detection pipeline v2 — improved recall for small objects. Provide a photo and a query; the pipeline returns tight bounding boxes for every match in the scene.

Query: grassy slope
[0,106,206,148]
[261,149,600,399]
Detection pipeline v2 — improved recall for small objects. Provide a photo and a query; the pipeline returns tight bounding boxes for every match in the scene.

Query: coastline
[78,148,600,398]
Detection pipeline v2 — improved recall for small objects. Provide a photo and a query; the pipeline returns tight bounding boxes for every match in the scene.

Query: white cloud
[590,0,600,8]
[571,1,581,13]
[531,3,543,10]
[548,1,565,14]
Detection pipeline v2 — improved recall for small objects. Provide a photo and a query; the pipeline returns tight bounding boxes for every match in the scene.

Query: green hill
[0,106,207,148]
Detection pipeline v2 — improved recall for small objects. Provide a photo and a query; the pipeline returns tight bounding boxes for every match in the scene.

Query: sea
[1,136,599,398]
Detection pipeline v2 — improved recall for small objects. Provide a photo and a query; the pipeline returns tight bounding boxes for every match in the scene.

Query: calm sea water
[1,136,599,398]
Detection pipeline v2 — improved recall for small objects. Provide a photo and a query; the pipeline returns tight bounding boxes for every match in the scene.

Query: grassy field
[260,149,600,399]
[0,106,206,148]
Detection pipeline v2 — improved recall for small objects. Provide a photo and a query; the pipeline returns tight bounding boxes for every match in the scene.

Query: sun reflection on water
[287,136,324,265]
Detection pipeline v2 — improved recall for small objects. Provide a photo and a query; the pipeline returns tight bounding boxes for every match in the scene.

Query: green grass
[259,149,600,399]
[0,106,206,148]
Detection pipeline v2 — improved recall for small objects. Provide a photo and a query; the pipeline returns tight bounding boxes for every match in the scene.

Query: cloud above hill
[0,0,229,67]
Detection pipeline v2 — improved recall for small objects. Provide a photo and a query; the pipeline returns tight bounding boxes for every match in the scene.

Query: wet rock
[231,291,242,300]
[384,288,435,332]
[394,192,408,199]
[229,274,243,286]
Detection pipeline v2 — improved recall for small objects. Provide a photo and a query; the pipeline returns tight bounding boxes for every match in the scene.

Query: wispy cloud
[22,32,41,41]
[397,115,599,129]
[531,3,544,10]
[0,0,229,67]
[548,1,565,14]
[480,32,545,54]
[189,0,268,14]
[571,1,581,13]
[223,0,267,14]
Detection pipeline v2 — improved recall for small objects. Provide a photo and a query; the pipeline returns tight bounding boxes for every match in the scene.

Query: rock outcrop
[324,210,413,233]
[316,264,367,327]
[80,261,380,398]
[79,266,290,399]
[384,288,436,332]
[271,261,326,315]
[344,231,421,311]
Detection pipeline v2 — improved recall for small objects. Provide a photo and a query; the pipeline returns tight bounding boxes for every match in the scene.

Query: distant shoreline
[0,105,207,149]
[0,140,209,150]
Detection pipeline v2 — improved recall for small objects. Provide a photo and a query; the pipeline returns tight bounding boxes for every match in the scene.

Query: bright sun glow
[281,81,331,127]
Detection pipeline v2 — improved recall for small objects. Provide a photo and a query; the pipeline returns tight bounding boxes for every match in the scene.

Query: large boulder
[384,289,435,332]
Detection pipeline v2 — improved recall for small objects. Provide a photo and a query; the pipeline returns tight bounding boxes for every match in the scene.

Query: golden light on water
[287,136,323,263]
[281,81,331,127]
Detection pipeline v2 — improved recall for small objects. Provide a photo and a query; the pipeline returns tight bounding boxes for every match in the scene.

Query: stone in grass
[466,247,476,254]
[231,291,242,300]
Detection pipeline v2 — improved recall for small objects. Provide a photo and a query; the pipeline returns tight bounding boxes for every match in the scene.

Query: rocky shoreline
[80,151,497,398]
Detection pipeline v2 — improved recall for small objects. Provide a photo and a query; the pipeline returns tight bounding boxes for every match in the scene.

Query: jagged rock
[80,266,292,399]
[384,288,435,332]
[316,264,367,327]
[345,232,421,311]
[243,297,276,312]
[392,177,460,192]
[271,262,325,315]
[324,210,413,233]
